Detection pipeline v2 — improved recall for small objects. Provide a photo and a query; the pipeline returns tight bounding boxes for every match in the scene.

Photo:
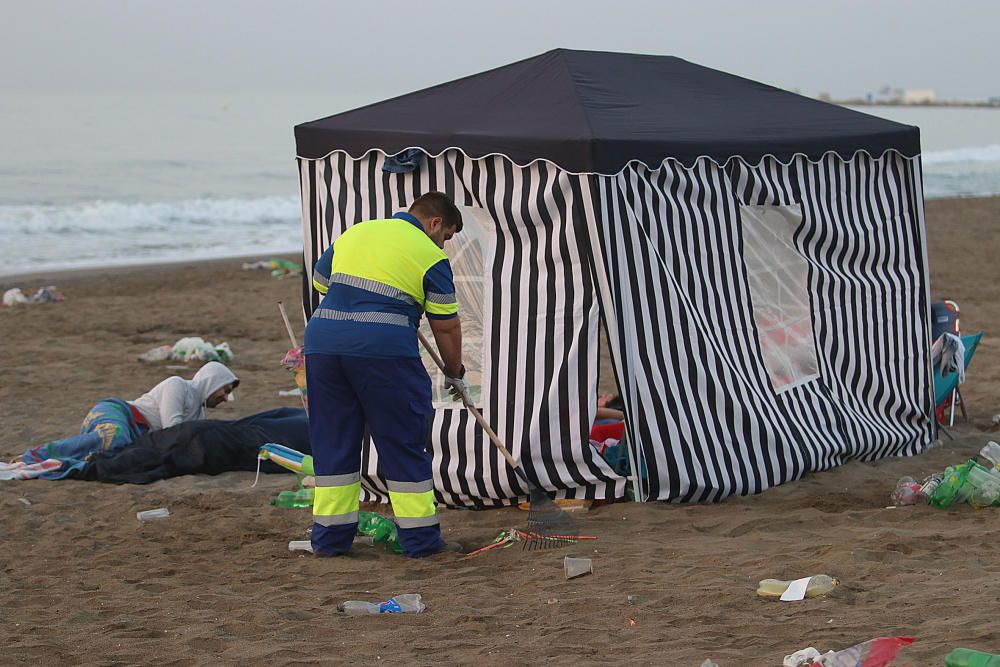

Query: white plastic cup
[564,557,593,579]
[136,508,170,522]
[288,540,314,553]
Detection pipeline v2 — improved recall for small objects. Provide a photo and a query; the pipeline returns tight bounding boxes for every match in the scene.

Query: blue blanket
[21,398,147,479]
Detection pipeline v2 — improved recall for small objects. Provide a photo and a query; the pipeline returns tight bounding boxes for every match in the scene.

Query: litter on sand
[756,574,839,600]
[137,336,233,364]
[242,258,303,278]
[3,286,65,307]
[564,557,593,579]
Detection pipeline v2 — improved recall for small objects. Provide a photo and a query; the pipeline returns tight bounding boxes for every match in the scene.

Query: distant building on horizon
[902,89,936,104]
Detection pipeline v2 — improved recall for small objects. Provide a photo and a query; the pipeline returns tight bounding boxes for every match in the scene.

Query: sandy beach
[1,197,998,665]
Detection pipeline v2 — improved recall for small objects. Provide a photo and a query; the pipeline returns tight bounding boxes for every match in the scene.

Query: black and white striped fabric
[585,152,933,501]
[298,150,626,507]
[298,148,933,505]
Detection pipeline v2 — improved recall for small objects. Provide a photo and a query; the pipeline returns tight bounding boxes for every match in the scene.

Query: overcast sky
[4,0,999,101]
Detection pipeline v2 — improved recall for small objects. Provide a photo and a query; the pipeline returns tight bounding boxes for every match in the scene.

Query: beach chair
[933,331,983,427]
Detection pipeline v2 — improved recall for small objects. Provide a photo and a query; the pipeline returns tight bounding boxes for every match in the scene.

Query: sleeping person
[18,361,239,479]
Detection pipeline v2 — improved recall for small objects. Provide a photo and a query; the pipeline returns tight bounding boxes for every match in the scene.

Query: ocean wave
[922,144,1000,165]
[0,196,299,234]
[0,196,301,275]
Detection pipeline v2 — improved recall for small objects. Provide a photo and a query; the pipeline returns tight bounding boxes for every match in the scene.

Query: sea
[2,93,999,277]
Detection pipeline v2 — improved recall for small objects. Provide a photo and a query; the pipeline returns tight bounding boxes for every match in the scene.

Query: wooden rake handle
[277,301,309,413]
[416,330,519,471]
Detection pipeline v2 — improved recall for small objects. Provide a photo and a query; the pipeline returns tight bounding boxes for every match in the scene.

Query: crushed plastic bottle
[969,478,1000,509]
[814,636,915,666]
[338,593,425,615]
[945,647,1000,667]
[890,476,923,505]
[357,511,403,554]
[930,463,974,508]
[756,574,839,599]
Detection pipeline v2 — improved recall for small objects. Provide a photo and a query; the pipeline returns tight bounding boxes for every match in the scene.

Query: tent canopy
[295,48,920,172]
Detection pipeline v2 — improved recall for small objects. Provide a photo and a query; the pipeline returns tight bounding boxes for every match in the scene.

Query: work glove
[444,366,473,405]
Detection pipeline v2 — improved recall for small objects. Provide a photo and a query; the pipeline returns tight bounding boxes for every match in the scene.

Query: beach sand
[1,197,998,665]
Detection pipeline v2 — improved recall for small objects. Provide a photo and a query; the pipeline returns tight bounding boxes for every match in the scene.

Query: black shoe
[438,540,464,554]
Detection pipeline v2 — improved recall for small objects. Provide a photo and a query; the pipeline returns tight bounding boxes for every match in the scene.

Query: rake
[417,331,584,548]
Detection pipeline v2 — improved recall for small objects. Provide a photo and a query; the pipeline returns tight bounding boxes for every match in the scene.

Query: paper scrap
[780,576,812,602]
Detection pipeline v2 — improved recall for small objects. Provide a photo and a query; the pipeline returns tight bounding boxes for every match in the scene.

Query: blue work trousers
[306,353,444,557]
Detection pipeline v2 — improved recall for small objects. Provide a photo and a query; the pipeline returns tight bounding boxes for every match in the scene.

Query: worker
[305,191,470,558]
[18,361,239,479]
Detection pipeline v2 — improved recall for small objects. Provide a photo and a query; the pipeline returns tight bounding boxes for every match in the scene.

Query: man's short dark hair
[409,191,463,233]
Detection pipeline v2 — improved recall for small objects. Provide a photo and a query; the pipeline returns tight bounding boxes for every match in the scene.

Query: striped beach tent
[294,49,933,505]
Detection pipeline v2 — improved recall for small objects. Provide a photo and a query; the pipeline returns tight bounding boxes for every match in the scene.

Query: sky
[4,0,1000,102]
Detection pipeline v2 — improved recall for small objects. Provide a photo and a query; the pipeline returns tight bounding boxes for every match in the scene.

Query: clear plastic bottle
[979,441,1000,471]
[756,574,838,598]
[338,594,426,615]
[890,476,923,505]
[969,479,1000,509]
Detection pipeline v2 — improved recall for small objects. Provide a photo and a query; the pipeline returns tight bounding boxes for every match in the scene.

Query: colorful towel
[20,398,147,479]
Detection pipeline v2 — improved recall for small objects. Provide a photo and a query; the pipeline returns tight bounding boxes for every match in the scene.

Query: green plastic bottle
[270,484,314,508]
[945,648,1000,667]
[357,511,403,554]
[930,461,975,508]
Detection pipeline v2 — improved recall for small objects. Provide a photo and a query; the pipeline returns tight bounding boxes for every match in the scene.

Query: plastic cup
[136,508,170,522]
[288,540,314,552]
[564,557,593,579]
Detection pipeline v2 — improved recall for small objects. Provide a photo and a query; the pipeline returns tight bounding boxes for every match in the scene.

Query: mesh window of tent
[740,204,820,393]
[418,205,492,407]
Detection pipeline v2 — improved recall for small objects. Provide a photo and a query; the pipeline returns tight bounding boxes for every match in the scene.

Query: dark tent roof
[295,49,920,173]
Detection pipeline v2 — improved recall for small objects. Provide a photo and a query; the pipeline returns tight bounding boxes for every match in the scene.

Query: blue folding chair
[933,331,983,426]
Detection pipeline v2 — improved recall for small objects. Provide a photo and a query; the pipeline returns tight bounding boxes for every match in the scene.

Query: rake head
[522,485,583,550]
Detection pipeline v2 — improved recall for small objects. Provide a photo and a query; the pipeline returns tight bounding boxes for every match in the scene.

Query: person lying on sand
[16,361,239,479]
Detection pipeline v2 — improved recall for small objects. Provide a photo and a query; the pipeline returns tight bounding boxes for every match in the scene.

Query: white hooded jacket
[128,361,239,431]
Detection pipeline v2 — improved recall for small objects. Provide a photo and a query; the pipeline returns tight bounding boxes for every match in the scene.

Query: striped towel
[0,459,62,480]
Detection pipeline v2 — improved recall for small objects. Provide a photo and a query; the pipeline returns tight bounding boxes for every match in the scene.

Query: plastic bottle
[338,594,425,615]
[930,462,975,508]
[918,473,943,500]
[756,574,839,598]
[817,637,914,666]
[969,479,1000,509]
[890,476,923,505]
[945,648,1000,667]
[979,441,1000,471]
[270,486,314,508]
[357,511,404,554]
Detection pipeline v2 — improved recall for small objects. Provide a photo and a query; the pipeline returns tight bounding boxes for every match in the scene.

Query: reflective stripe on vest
[311,308,410,327]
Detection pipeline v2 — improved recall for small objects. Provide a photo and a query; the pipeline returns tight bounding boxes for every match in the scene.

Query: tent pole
[625,435,643,502]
